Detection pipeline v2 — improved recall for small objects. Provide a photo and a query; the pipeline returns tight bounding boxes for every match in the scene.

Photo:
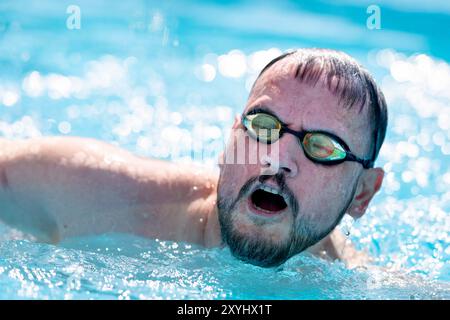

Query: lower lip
[247,196,287,218]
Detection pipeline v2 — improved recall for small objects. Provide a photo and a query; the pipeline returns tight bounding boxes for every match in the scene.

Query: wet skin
[0,58,384,268]
[214,58,384,266]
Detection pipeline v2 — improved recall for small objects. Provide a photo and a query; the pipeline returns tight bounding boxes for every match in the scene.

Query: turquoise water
[0,0,449,299]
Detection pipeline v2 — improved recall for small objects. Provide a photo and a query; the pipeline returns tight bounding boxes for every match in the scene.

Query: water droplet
[58,121,71,134]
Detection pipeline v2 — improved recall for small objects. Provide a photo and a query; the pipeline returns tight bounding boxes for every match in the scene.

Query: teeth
[260,185,281,195]
[257,184,289,205]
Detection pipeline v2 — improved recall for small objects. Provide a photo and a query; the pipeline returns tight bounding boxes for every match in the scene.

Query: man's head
[217,48,388,267]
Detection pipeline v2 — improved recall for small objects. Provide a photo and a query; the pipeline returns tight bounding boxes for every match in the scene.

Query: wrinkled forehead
[248,57,364,118]
[245,58,372,155]
[250,58,298,97]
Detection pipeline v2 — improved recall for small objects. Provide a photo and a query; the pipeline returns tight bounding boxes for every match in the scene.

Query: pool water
[0,0,449,299]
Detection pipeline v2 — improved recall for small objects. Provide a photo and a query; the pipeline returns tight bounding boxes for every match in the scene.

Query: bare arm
[0,137,213,244]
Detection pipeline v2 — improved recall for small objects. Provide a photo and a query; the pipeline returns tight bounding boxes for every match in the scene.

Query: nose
[260,133,299,178]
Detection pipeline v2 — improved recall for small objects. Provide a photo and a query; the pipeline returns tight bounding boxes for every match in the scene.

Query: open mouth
[249,185,288,215]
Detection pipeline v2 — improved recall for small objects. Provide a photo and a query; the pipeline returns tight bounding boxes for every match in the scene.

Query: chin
[222,210,295,268]
[234,215,290,244]
[232,198,294,241]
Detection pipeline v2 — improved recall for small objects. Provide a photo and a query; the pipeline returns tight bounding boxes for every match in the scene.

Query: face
[217,58,373,267]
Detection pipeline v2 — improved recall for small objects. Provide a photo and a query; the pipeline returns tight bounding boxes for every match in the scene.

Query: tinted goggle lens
[302,133,346,161]
[243,113,347,162]
[244,113,281,143]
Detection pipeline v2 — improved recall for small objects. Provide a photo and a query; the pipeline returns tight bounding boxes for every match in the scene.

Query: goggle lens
[302,133,346,161]
[245,113,281,143]
[243,113,347,162]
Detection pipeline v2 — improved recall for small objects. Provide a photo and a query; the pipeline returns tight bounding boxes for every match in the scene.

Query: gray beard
[216,173,357,268]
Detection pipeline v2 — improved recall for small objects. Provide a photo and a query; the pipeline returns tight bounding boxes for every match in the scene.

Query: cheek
[220,134,264,196]
[219,162,256,199]
[294,165,354,222]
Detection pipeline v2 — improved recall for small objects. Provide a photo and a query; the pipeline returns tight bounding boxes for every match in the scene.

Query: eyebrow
[243,104,353,151]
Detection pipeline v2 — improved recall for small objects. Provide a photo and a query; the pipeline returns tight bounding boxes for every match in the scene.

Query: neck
[202,190,222,247]
[180,166,222,247]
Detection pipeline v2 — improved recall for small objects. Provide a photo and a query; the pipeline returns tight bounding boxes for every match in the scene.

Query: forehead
[246,59,371,155]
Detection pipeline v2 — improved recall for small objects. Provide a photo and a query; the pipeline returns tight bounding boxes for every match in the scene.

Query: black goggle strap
[243,113,374,168]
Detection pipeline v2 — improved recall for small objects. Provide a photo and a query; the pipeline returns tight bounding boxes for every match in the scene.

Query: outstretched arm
[0,137,212,244]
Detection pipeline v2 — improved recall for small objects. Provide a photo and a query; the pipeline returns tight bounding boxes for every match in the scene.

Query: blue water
[0,0,449,299]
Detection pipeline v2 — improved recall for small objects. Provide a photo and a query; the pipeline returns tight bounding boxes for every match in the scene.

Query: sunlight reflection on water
[0,0,449,299]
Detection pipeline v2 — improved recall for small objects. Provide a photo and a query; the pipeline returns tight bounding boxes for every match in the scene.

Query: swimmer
[0,48,387,268]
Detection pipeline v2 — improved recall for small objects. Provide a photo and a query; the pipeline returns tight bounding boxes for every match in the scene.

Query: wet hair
[253,48,388,166]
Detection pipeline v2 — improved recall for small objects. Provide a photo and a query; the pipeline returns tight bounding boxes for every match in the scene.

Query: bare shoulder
[0,135,220,244]
[0,136,212,242]
[308,228,372,268]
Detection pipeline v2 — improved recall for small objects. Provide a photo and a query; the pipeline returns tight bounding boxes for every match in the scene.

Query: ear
[347,167,384,219]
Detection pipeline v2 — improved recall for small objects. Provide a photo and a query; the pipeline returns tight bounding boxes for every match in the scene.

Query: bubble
[2,90,20,107]
[217,50,247,78]
[247,48,282,74]
[58,121,71,134]
[149,11,164,32]
[22,71,45,97]
[375,49,398,68]
[390,61,413,82]
[169,112,183,125]
[195,64,216,82]
[441,144,450,155]
[401,171,414,183]
[47,74,72,99]
[437,112,450,130]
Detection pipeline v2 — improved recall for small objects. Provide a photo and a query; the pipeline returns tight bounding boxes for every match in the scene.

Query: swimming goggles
[242,109,373,168]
